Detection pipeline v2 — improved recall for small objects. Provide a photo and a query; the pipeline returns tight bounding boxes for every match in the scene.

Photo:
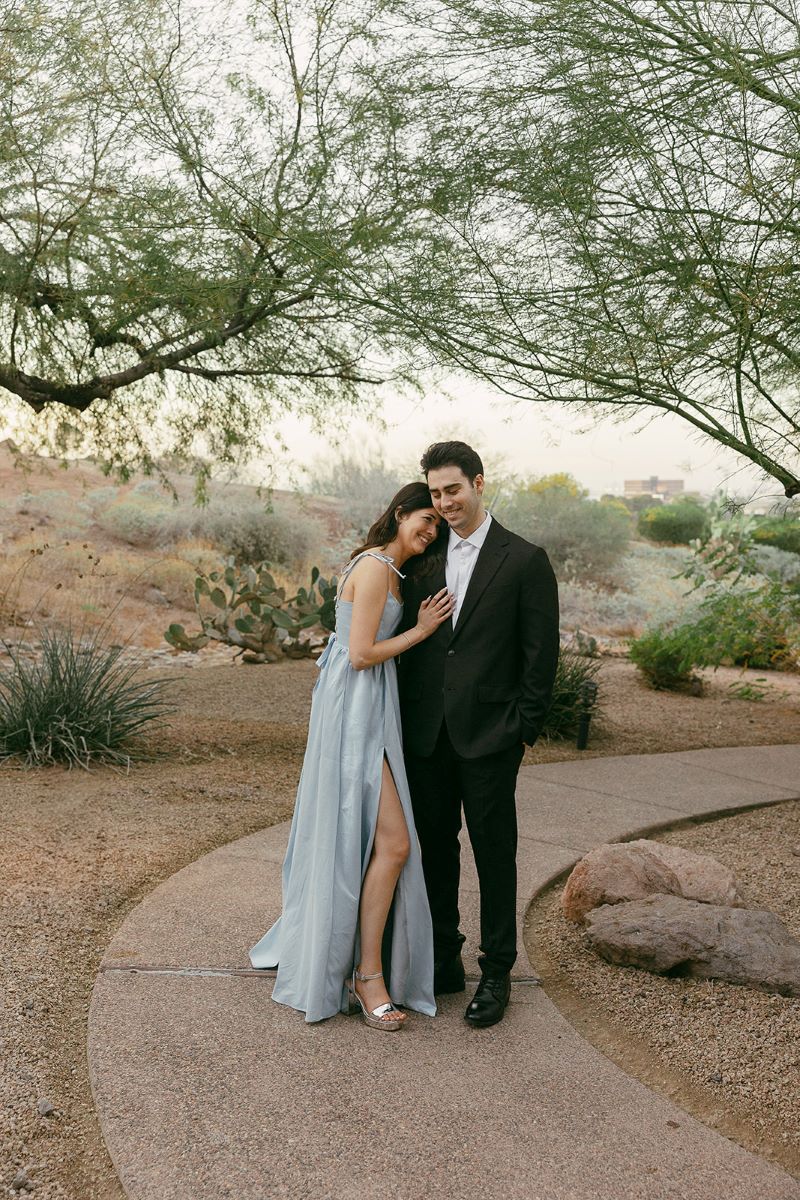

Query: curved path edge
[89,744,800,1200]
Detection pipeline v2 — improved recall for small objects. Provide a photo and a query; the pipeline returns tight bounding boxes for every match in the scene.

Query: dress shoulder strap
[337,550,405,598]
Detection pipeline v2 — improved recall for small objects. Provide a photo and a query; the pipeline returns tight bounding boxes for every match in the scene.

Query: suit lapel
[449,519,508,643]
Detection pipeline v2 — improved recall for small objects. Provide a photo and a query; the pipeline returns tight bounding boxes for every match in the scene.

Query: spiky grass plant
[0,630,172,768]
[541,648,602,741]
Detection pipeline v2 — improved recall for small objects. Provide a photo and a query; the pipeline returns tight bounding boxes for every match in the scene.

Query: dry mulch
[2,654,799,1197]
[530,800,800,1176]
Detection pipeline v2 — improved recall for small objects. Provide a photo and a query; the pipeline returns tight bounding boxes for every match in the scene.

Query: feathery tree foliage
[6,0,800,498]
[369,0,800,498]
[0,0,413,475]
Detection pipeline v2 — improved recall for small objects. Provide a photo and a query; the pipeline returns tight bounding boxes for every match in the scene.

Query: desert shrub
[613,543,698,619]
[689,581,800,670]
[556,543,703,638]
[307,453,408,539]
[209,503,323,568]
[98,499,172,546]
[12,489,89,535]
[628,625,706,691]
[14,488,73,517]
[0,630,171,767]
[497,488,632,579]
[160,499,326,569]
[540,649,602,740]
[79,485,119,516]
[753,518,800,556]
[637,500,708,545]
[749,545,800,584]
[559,579,651,636]
[118,556,198,607]
[132,479,165,498]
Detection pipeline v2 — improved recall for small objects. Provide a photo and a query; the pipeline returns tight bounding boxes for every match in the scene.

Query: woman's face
[398,507,441,556]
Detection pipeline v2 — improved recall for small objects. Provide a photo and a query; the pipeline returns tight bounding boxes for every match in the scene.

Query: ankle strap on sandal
[354,968,383,982]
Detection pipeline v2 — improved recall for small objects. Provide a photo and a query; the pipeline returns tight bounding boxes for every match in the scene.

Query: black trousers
[405,722,524,977]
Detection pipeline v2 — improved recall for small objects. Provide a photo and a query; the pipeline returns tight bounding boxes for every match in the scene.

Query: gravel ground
[2,653,799,1197]
[1,661,313,1200]
[529,800,800,1176]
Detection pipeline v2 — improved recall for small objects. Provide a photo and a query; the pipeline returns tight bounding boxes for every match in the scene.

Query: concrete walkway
[89,745,800,1200]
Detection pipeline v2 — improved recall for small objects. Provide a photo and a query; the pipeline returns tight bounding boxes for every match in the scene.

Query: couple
[249,441,559,1030]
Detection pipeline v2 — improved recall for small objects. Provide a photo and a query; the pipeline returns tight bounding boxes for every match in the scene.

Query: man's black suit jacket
[397,518,560,759]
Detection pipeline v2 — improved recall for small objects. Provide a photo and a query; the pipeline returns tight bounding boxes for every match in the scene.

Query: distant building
[624,476,684,501]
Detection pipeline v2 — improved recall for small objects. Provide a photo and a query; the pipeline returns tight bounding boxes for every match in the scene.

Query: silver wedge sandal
[347,968,406,1031]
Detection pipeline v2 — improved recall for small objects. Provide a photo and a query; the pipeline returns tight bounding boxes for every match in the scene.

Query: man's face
[426,465,485,538]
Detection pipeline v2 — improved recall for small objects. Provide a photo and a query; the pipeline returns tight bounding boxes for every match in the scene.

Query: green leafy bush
[498,488,632,580]
[752,518,800,556]
[629,580,800,689]
[637,500,709,545]
[0,632,171,767]
[689,582,800,670]
[623,494,664,514]
[540,649,602,740]
[628,625,705,691]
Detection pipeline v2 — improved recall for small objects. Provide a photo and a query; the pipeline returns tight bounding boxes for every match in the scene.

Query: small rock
[22,998,34,1013]
[36,1098,55,1117]
[709,1071,723,1083]
[584,894,800,996]
[11,1168,33,1192]
[562,839,744,923]
[791,846,800,857]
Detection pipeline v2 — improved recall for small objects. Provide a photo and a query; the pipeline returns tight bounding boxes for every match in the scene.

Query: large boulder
[561,839,744,923]
[584,893,800,996]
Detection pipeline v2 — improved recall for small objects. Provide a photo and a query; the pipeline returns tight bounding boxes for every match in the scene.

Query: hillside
[0,443,344,663]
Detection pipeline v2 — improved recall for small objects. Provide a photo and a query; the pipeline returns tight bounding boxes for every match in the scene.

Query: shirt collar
[448,511,492,554]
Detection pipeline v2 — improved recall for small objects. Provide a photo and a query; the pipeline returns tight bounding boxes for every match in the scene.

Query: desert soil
[530,799,800,1176]
[2,653,799,1198]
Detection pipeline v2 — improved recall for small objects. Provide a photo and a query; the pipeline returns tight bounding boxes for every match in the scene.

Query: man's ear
[474,473,485,496]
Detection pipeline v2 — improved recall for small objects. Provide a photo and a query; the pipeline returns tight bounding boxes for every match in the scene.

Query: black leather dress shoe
[433,952,466,994]
[464,973,511,1027]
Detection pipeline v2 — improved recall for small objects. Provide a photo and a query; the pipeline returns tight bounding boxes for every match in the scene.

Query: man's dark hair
[420,441,484,481]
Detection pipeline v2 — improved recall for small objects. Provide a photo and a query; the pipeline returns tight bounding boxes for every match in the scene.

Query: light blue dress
[249,552,436,1023]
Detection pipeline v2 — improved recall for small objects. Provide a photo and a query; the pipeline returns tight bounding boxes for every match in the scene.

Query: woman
[249,482,453,1028]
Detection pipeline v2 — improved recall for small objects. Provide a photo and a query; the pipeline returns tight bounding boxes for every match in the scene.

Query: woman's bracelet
[401,631,413,650]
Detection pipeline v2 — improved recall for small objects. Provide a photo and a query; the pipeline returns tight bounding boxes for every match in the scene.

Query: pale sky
[268,374,771,503]
[0,369,777,505]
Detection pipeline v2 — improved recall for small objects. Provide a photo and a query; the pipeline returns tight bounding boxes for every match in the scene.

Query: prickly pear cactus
[284,567,338,657]
[164,559,338,663]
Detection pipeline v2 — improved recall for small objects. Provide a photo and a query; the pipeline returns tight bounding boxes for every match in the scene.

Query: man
[398,441,559,1028]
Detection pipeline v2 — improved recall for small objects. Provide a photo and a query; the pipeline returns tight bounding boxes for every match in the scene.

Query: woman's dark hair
[349,482,445,563]
[420,440,483,482]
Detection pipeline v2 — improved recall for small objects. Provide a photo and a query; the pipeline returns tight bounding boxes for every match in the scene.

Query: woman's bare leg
[355,757,411,1018]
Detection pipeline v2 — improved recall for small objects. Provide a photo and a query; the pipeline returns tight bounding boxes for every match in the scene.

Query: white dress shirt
[445,513,492,626]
